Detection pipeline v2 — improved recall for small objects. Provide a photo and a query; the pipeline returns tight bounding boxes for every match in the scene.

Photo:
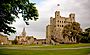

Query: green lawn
[0,43,90,55]
[0,48,90,55]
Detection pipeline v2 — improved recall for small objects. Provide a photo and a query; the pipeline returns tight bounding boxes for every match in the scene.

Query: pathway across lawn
[0,46,90,50]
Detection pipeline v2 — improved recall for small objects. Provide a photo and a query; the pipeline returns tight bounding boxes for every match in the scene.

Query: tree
[80,28,90,43]
[85,28,90,33]
[85,28,90,42]
[62,22,82,43]
[0,0,38,35]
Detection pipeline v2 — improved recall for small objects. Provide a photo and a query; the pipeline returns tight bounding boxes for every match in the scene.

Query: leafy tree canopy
[0,0,38,35]
[62,22,82,43]
[85,28,90,32]
[80,28,90,43]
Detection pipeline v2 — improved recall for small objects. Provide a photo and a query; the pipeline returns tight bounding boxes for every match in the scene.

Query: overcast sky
[8,0,90,40]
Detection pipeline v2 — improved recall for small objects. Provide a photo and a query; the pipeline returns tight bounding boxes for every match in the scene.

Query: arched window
[57,25,59,27]
[62,25,63,27]
[60,21,61,23]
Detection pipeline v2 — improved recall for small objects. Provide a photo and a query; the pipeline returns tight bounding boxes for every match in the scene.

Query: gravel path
[0,46,90,50]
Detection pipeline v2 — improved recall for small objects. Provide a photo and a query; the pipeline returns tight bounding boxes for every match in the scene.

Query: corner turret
[69,13,75,22]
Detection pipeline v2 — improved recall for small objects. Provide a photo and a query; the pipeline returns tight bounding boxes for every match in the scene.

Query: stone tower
[21,27,26,36]
[46,4,76,44]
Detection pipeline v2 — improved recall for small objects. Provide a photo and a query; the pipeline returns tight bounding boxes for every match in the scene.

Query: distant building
[46,4,76,44]
[34,38,46,45]
[0,34,9,45]
[15,28,46,45]
[15,28,35,45]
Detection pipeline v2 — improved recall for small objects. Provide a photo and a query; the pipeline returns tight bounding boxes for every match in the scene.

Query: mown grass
[0,48,90,55]
[1,43,90,48]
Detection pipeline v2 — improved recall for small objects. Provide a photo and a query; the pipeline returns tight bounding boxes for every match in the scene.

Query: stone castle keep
[46,6,76,44]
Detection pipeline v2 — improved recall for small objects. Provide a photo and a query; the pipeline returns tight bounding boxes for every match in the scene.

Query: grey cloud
[76,0,90,29]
